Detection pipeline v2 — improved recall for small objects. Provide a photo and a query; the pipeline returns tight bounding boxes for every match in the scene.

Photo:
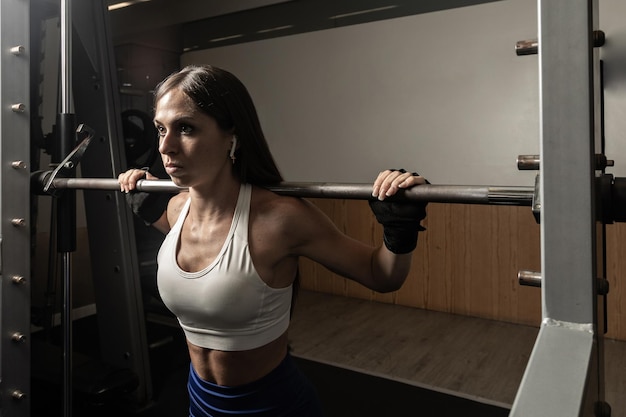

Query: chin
[169,175,189,188]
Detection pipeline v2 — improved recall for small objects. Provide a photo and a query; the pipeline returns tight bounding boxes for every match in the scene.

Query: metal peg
[10,46,25,55]
[516,30,606,56]
[11,390,25,400]
[518,270,541,287]
[517,155,540,170]
[11,103,25,113]
[518,270,609,295]
[11,275,26,285]
[517,154,614,171]
[11,161,27,169]
[515,39,538,56]
[11,333,26,343]
[11,218,25,227]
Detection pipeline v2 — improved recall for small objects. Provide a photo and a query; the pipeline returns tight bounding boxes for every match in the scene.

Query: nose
[158,130,176,155]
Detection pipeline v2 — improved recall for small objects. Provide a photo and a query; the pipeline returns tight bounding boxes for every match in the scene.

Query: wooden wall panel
[299,200,542,335]
[606,223,626,340]
[300,199,626,340]
[299,199,626,340]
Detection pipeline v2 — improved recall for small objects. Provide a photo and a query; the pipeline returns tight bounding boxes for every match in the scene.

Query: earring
[230,135,238,164]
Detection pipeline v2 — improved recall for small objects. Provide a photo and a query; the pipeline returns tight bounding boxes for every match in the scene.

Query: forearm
[367,169,427,292]
[150,211,170,234]
[370,246,413,293]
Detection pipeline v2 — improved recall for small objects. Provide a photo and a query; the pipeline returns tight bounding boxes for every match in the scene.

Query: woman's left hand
[371,169,427,201]
[368,169,428,255]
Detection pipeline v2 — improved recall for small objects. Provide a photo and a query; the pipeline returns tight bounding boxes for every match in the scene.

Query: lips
[165,162,182,175]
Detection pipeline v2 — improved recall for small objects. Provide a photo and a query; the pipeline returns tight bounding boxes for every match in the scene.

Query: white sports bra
[156,183,293,351]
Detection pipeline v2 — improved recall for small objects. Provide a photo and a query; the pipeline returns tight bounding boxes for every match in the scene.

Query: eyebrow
[153,115,196,125]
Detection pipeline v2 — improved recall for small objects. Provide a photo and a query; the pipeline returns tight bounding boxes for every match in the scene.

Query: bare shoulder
[165,191,189,225]
[251,186,313,223]
[250,186,335,249]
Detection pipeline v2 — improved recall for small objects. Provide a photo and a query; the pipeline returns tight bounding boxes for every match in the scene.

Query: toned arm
[284,198,412,293]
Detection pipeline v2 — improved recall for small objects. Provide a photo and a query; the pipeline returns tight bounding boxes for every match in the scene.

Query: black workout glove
[125,169,174,225]
[125,190,172,225]
[369,171,428,254]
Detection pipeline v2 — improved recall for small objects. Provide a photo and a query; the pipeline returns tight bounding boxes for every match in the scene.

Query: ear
[230,135,238,161]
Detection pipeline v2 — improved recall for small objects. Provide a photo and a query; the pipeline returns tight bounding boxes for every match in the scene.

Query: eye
[155,125,166,137]
[180,124,193,135]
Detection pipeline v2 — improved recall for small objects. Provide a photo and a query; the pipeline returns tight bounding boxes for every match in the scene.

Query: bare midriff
[186,331,289,387]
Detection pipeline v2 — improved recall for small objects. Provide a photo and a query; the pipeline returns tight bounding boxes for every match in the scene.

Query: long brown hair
[153,65,283,185]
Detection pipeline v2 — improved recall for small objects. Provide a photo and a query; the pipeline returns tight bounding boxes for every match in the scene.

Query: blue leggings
[188,353,324,417]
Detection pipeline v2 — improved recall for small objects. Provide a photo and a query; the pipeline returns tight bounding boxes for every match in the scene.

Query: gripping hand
[119,168,173,225]
[369,169,428,254]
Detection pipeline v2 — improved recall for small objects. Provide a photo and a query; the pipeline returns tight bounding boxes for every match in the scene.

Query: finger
[118,172,132,192]
[117,173,125,192]
[371,170,388,198]
[397,174,427,188]
[118,169,146,192]
[129,169,147,191]
[372,169,400,200]
[381,171,413,198]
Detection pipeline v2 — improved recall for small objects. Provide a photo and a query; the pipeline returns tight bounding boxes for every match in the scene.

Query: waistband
[188,353,323,416]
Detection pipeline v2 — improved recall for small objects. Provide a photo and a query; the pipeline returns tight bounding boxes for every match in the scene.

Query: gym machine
[3,0,153,416]
[0,0,619,416]
[510,0,610,416]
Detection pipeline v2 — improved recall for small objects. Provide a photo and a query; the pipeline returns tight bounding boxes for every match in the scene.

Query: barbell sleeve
[38,175,534,206]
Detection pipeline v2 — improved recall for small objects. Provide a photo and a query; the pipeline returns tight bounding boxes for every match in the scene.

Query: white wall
[182,0,625,186]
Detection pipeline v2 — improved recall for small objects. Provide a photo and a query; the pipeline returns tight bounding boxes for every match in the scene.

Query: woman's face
[155,88,233,188]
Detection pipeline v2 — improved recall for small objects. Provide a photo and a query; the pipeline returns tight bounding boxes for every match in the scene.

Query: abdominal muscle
[187,331,289,387]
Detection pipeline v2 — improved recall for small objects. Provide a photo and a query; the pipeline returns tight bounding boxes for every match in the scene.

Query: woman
[118,65,427,416]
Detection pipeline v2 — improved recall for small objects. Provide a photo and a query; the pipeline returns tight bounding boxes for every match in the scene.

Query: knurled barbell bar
[31,172,535,206]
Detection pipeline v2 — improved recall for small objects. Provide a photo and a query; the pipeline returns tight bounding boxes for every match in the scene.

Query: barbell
[30,127,536,210]
[32,172,535,206]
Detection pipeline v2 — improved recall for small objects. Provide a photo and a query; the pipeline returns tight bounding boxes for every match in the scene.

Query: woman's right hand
[118,168,158,193]
[118,168,173,232]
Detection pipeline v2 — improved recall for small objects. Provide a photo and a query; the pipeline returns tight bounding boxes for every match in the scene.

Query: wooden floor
[289,290,626,416]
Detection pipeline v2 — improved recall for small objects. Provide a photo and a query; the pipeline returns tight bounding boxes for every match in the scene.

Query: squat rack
[510,0,608,415]
[0,0,32,414]
[0,0,613,416]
